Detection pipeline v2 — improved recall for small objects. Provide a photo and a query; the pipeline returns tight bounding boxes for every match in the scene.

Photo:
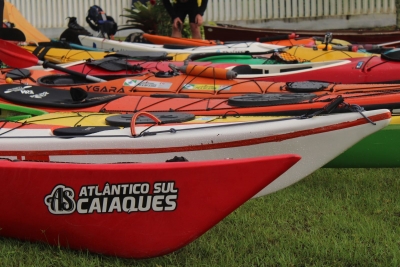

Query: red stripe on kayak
[0,112,390,157]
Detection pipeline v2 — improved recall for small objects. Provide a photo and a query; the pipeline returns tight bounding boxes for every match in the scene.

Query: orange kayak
[143,33,222,46]
[2,61,238,86]
[142,33,351,48]
[4,65,400,99]
[143,32,312,46]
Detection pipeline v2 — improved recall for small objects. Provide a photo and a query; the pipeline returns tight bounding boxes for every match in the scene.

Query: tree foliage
[119,0,172,36]
[119,0,195,37]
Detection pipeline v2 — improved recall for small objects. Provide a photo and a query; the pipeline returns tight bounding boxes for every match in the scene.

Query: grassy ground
[1,168,400,266]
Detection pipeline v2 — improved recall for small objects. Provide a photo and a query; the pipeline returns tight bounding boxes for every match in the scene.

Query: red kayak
[0,154,300,258]
[203,24,400,44]
[4,38,400,87]
[233,54,400,84]
[142,32,333,47]
[3,37,400,86]
[5,57,400,96]
[62,49,400,85]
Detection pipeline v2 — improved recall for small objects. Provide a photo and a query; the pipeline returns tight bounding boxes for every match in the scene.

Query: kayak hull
[78,35,282,54]
[5,70,400,99]
[8,108,400,169]
[325,119,400,167]
[230,56,400,84]
[0,154,299,258]
[203,24,400,44]
[0,109,391,196]
[18,111,400,169]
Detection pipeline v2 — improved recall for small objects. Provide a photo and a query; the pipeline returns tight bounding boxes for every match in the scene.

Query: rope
[344,103,376,125]
[299,97,377,125]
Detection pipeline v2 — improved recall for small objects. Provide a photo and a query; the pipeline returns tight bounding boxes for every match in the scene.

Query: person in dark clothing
[0,0,3,25]
[162,0,208,39]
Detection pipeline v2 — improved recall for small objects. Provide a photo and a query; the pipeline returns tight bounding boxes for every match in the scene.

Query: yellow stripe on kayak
[285,46,377,62]
[20,112,289,127]
[21,46,116,63]
[22,45,191,63]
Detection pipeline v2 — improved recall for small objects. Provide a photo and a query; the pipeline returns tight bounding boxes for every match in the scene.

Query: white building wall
[7,0,397,38]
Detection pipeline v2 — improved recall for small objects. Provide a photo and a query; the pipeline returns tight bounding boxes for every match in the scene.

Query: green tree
[120,0,195,37]
[120,1,171,35]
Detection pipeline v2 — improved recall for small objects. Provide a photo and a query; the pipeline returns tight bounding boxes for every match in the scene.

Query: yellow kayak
[315,39,352,46]
[21,45,191,63]
[284,46,376,62]
[390,113,400,124]
[21,46,116,63]
[19,112,288,127]
[19,43,372,65]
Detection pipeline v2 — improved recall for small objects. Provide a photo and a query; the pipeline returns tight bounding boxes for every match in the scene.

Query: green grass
[1,168,400,266]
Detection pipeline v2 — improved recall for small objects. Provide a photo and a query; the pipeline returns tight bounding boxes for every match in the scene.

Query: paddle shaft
[42,60,106,83]
[377,40,400,47]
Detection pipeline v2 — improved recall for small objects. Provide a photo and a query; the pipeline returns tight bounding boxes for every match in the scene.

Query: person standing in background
[162,0,208,39]
[0,0,4,26]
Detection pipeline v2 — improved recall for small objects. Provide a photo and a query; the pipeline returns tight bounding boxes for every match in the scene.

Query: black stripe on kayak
[163,44,196,49]
[31,46,52,61]
[0,84,122,108]
[37,41,72,49]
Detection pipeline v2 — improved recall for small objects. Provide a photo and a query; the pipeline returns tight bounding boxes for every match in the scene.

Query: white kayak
[78,35,283,54]
[0,109,390,197]
[225,60,351,79]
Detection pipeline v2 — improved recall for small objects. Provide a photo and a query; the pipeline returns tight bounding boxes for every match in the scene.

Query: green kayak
[0,103,48,121]
[324,118,400,168]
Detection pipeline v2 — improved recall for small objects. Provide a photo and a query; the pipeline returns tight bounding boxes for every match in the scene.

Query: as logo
[44,185,76,215]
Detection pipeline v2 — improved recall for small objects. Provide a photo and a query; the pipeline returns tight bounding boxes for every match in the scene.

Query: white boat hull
[78,35,282,54]
[228,60,351,79]
[0,110,390,197]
